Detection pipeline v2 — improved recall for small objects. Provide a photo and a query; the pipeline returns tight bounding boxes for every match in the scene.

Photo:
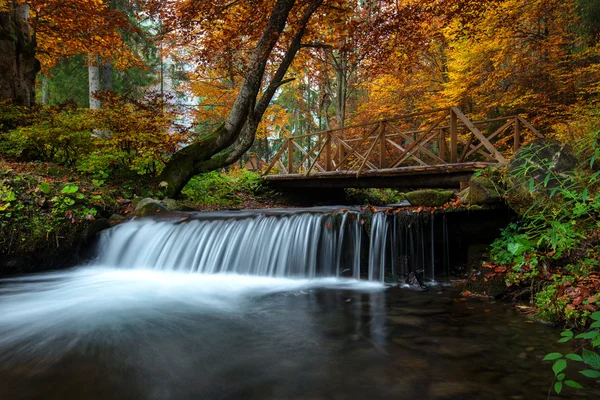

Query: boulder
[506,139,578,215]
[458,187,470,204]
[162,198,180,211]
[469,176,503,204]
[135,198,169,217]
[406,189,454,207]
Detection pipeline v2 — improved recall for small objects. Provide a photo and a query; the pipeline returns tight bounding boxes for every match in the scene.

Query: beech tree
[0,0,136,106]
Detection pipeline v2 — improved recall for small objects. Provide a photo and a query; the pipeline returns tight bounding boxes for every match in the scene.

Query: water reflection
[0,268,598,399]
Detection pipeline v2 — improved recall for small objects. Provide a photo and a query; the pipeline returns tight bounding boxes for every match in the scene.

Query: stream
[0,208,598,399]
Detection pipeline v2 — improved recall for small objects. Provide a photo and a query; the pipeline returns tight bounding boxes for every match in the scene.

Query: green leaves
[554,381,563,394]
[582,348,600,370]
[579,369,600,379]
[553,359,567,375]
[544,352,563,361]
[564,380,583,389]
[566,353,583,362]
[61,184,79,194]
[39,181,51,194]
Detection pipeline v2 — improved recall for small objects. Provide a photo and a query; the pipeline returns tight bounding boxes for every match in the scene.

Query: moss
[470,176,503,204]
[405,189,454,207]
[0,161,118,274]
[345,188,407,205]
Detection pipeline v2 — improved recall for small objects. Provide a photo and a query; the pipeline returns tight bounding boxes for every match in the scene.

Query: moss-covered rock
[135,198,169,217]
[405,189,454,207]
[458,187,470,204]
[469,176,503,204]
[506,139,578,215]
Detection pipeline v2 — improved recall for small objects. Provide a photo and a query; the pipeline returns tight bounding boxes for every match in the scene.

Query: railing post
[325,132,332,171]
[514,116,521,152]
[450,108,458,163]
[287,139,294,174]
[439,128,446,162]
[379,122,387,169]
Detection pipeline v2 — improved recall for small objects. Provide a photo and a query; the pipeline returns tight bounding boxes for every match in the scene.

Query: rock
[135,198,169,217]
[108,214,126,226]
[405,189,454,207]
[458,187,470,204]
[469,176,503,204]
[506,138,578,215]
[162,198,180,211]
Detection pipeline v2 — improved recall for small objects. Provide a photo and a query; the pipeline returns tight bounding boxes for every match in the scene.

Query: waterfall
[96,210,363,279]
[95,209,450,283]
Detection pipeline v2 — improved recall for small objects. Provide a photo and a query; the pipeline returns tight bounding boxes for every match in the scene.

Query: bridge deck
[265,162,496,189]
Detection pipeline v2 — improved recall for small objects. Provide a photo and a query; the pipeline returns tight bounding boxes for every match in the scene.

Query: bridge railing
[263,107,543,177]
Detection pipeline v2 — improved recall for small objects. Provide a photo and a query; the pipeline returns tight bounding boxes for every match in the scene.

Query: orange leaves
[30,0,139,71]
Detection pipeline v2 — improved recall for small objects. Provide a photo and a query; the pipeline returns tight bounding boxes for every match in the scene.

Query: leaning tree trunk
[161,0,323,198]
[0,2,39,107]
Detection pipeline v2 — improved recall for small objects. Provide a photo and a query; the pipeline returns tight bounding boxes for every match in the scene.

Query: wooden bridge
[263,107,542,189]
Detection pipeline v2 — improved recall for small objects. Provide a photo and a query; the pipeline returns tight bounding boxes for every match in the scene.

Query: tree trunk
[101,61,113,91]
[161,0,323,198]
[41,75,50,104]
[0,2,39,107]
[88,55,101,109]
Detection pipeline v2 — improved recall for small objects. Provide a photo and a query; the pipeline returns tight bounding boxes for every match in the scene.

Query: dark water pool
[0,268,597,399]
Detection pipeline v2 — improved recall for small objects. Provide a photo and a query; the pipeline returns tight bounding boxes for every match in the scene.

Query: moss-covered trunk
[0,3,39,107]
[160,0,323,198]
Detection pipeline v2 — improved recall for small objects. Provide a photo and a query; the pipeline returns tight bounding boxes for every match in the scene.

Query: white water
[0,268,383,360]
[97,212,363,277]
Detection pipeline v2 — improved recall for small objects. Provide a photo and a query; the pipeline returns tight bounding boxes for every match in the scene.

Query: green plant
[544,311,600,396]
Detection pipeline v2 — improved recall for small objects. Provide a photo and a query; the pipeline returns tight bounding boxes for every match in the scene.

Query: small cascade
[95,208,452,283]
[367,211,451,283]
[96,210,363,279]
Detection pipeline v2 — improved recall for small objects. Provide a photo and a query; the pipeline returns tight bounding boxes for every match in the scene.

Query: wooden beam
[288,139,294,174]
[464,120,512,160]
[450,109,458,163]
[451,107,507,164]
[325,131,333,171]
[379,122,387,168]
[518,115,544,138]
[263,140,289,175]
[389,113,448,168]
[291,140,326,172]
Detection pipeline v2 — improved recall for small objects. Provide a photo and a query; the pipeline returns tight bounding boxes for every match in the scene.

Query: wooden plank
[464,120,512,160]
[439,129,446,162]
[389,113,448,168]
[337,139,379,170]
[305,136,330,177]
[379,122,386,168]
[291,140,326,173]
[451,107,507,164]
[325,131,332,171]
[385,121,446,165]
[288,139,294,174]
[297,134,324,172]
[263,139,289,175]
[518,115,544,138]
[336,124,381,169]
[459,133,474,163]
[357,135,381,177]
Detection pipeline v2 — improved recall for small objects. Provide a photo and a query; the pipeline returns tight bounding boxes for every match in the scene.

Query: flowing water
[0,208,598,399]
